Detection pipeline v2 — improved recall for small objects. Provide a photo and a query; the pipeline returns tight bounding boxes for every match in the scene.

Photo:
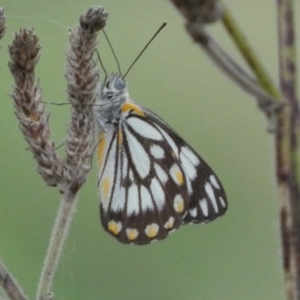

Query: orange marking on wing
[175,170,184,185]
[108,221,122,235]
[126,228,139,240]
[164,217,175,229]
[121,103,145,116]
[145,224,159,238]
[101,177,111,200]
[174,195,184,213]
[118,128,123,146]
[97,133,106,167]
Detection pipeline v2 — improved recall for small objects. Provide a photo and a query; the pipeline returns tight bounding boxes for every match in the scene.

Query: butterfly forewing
[95,74,227,245]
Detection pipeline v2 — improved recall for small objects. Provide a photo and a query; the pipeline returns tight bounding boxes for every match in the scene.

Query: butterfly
[93,73,227,245]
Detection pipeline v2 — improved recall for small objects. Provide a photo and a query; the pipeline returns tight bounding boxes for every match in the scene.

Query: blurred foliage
[1,1,297,299]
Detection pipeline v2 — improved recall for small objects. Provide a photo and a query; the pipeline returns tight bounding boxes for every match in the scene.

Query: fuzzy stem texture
[8,29,64,188]
[36,192,77,300]
[0,261,28,300]
[36,6,107,300]
[63,6,107,194]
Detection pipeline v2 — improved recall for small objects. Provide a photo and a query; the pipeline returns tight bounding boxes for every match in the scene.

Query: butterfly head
[101,73,127,101]
[95,73,129,128]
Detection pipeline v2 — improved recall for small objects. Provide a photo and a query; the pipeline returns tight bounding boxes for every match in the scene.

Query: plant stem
[0,261,27,300]
[36,192,77,300]
[185,25,277,114]
[276,1,300,299]
[221,2,282,100]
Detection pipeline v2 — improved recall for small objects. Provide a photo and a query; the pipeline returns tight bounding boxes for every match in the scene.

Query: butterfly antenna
[103,29,122,75]
[123,22,167,79]
[96,49,108,86]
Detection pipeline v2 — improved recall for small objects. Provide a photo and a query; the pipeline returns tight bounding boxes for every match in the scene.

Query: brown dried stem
[186,25,277,114]
[276,1,300,299]
[63,6,107,194]
[7,6,107,300]
[8,29,64,188]
[170,0,280,115]
[36,6,107,300]
[170,1,300,300]
[220,2,282,100]
[0,7,6,40]
[0,260,28,300]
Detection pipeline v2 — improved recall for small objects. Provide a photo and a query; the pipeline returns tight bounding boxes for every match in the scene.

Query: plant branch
[0,7,6,40]
[221,2,282,100]
[36,192,77,300]
[36,6,107,300]
[185,25,277,115]
[8,29,64,189]
[0,261,27,300]
[169,0,281,116]
[276,1,300,299]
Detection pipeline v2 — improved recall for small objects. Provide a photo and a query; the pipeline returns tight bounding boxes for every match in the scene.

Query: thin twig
[169,0,281,116]
[221,2,282,100]
[0,7,6,40]
[0,261,28,300]
[186,25,277,115]
[36,192,77,300]
[276,1,300,299]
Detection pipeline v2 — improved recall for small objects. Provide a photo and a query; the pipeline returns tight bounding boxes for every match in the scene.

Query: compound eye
[114,78,126,90]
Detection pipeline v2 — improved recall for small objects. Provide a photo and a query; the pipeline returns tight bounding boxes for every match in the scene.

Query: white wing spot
[219,197,226,208]
[127,184,139,216]
[174,194,184,213]
[150,178,165,210]
[181,146,200,166]
[127,117,163,140]
[180,151,197,180]
[210,175,220,189]
[170,164,184,186]
[124,127,150,178]
[205,182,219,213]
[158,127,179,157]
[150,144,165,159]
[108,220,122,235]
[145,223,159,238]
[126,228,139,240]
[110,187,126,212]
[189,207,198,218]
[199,198,209,217]
[154,163,168,184]
[140,185,154,212]
[98,137,117,212]
[164,217,175,229]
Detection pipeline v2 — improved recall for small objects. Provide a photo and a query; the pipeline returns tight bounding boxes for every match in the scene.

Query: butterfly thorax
[94,73,129,129]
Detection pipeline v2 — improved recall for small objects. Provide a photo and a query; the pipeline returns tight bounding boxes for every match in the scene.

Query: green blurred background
[1,1,298,299]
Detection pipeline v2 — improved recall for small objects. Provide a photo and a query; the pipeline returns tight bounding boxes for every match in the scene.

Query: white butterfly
[93,73,227,245]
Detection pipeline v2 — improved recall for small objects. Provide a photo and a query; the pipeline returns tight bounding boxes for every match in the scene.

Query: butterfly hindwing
[142,108,228,224]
